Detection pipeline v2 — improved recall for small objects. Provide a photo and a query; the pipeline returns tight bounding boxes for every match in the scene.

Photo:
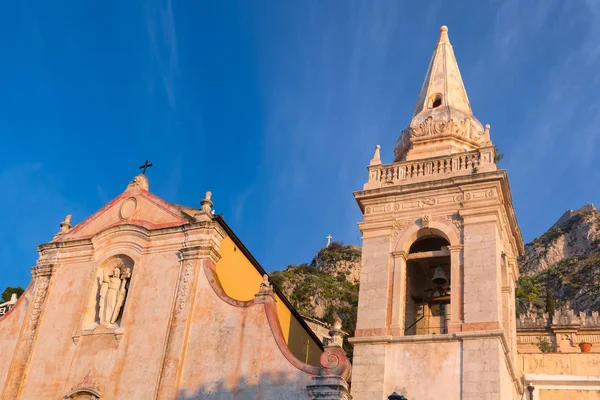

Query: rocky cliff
[270,242,360,356]
[516,204,600,315]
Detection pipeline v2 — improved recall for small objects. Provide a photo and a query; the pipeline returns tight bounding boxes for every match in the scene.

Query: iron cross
[139,160,153,175]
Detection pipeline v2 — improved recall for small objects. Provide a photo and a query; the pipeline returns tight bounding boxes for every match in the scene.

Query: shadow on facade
[177,371,310,399]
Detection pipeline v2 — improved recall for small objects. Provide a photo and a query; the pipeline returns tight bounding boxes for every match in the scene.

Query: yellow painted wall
[215,236,322,367]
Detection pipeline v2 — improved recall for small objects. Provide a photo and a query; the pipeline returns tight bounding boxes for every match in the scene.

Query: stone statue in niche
[99,263,131,326]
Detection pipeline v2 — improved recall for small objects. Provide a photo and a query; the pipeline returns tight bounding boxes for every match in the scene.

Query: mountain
[270,242,360,356]
[516,204,600,315]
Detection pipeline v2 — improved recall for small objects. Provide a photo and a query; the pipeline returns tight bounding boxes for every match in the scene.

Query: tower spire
[394,26,490,161]
[413,25,471,117]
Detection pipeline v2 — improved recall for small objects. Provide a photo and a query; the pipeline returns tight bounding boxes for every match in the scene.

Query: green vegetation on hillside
[516,210,600,315]
[271,242,360,358]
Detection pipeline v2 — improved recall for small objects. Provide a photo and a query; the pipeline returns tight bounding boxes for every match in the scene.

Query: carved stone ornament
[432,214,463,239]
[328,316,344,347]
[176,259,195,313]
[410,115,485,142]
[119,197,139,221]
[391,219,411,237]
[98,263,131,326]
[259,274,273,293]
[125,174,149,191]
[419,198,436,207]
[200,191,213,212]
[421,215,430,228]
[66,370,101,399]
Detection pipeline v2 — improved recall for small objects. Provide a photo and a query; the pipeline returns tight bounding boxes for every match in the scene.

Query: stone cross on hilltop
[326,235,332,247]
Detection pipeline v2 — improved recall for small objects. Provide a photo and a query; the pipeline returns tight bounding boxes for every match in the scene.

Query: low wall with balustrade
[517,308,600,354]
[364,146,497,190]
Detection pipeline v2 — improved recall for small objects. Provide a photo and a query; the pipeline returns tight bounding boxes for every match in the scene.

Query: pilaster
[356,234,392,332]
[460,209,502,328]
[390,251,407,332]
[155,245,208,399]
[2,261,57,399]
[448,244,463,333]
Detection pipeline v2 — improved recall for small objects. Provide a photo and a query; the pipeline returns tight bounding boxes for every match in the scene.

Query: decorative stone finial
[255,274,274,300]
[328,315,345,347]
[439,25,450,44]
[53,214,73,240]
[259,274,272,293]
[370,145,382,166]
[60,215,72,233]
[200,191,213,213]
[126,174,149,192]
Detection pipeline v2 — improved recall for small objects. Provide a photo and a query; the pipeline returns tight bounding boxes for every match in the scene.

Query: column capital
[447,245,463,253]
[179,244,221,264]
[390,250,408,260]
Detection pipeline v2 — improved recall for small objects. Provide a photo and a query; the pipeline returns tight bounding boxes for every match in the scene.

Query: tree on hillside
[2,286,24,303]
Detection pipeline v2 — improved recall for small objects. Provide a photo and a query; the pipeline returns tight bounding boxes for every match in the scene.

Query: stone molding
[307,375,352,400]
[523,373,600,400]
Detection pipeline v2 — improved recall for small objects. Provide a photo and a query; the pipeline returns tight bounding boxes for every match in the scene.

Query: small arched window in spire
[431,94,443,109]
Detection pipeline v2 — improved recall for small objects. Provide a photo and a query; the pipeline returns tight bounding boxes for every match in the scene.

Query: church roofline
[213,214,325,351]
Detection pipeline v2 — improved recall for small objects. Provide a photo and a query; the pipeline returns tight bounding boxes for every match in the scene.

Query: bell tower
[349,26,524,400]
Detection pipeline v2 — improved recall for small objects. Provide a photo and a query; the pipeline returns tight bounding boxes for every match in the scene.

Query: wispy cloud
[466,0,600,238]
[255,1,408,265]
[146,0,179,110]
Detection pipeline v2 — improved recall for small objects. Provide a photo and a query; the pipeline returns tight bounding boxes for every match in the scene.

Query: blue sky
[1,1,600,289]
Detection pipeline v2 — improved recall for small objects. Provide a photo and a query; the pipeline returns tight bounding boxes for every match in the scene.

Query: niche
[81,255,134,330]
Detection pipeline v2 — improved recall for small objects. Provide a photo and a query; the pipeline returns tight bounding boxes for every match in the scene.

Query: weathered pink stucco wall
[383,341,461,399]
[179,266,314,398]
[0,188,348,399]
[16,248,181,399]
[0,288,32,385]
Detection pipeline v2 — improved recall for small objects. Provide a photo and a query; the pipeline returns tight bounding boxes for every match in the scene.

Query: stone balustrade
[518,309,600,330]
[517,308,600,353]
[364,146,496,190]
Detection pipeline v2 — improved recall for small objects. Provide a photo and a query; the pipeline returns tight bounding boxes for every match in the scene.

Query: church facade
[0,175,351,399]
[3,24,600,400]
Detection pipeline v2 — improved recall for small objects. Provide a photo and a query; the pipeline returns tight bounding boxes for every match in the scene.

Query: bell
[431,265,448,286]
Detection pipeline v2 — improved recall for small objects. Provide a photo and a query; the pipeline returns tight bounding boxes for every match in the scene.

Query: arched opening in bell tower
[404,234,451,335]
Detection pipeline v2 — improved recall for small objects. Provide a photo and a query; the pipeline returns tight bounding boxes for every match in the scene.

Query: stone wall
[521,353,600,399]
[517,308,600,353]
